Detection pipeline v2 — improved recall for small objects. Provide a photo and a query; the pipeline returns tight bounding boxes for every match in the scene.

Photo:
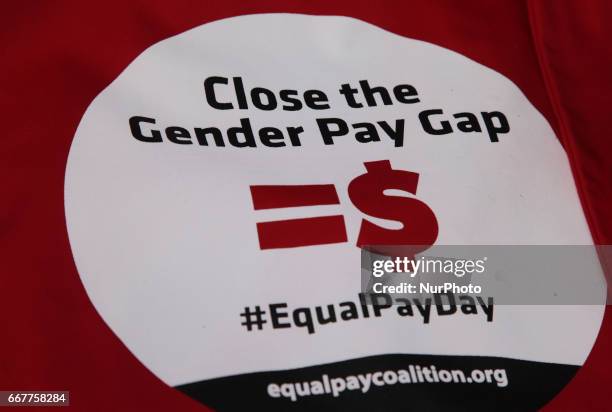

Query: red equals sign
[250,184,347,249]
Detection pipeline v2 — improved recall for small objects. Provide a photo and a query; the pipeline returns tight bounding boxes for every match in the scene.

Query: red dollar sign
[348,160,438,258]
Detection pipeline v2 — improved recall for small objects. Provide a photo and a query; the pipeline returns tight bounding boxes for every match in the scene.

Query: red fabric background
[1,1,610,410]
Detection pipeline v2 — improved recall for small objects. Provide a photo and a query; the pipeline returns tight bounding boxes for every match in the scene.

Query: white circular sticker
[65,14,604,410]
